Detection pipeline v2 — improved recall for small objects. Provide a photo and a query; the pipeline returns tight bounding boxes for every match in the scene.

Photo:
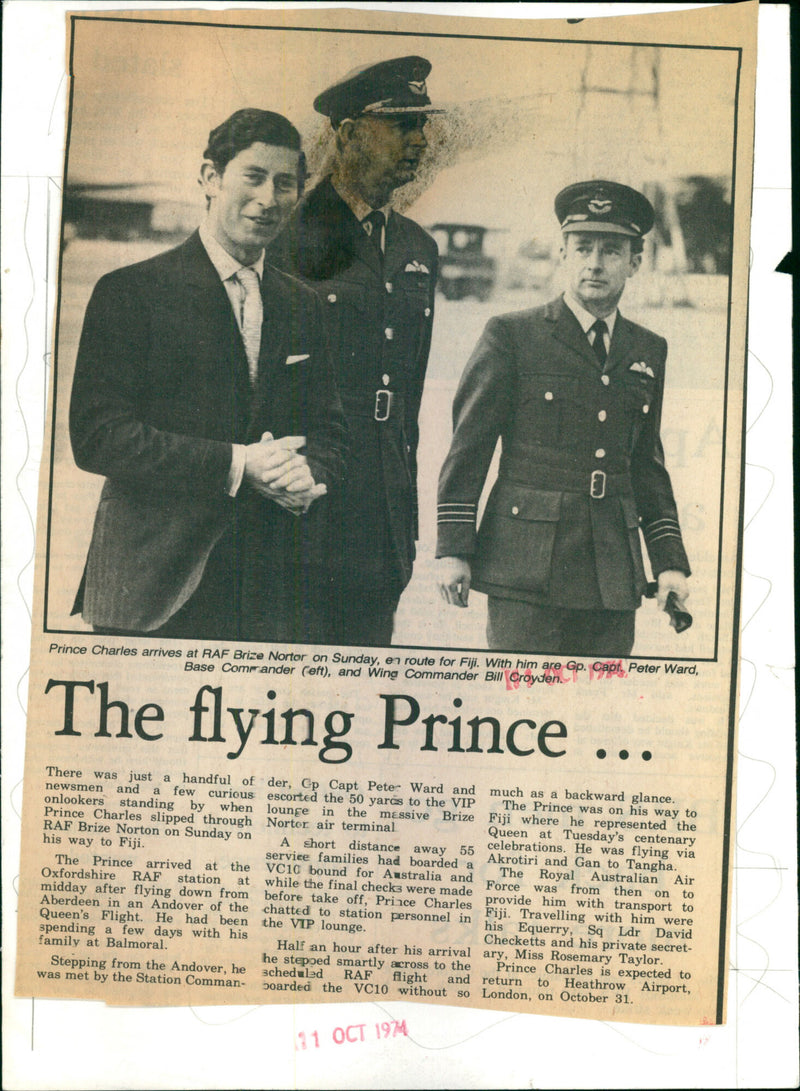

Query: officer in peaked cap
[435,180,691,657]
[314,55,440,126]
[269,58,441,646]
[554,180,656,238]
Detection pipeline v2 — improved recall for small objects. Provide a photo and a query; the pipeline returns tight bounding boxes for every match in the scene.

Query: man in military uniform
[270,56,440,646]
[436,181,690,657]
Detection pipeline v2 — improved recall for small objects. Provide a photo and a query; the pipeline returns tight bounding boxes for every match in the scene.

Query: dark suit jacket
[70,230,346,635]
[436,296,690,612]
[269,177,438,591]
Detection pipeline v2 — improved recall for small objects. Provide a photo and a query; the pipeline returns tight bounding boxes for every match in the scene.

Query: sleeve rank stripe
[643,518,681,531]
[645,529,683,543]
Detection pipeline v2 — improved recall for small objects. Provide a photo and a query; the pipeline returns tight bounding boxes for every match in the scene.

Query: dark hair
[204,109,302,172]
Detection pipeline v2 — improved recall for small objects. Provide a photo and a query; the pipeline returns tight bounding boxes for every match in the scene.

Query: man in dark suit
[436,181,690,657]
[70,109,346,642]
[270,57,440,646]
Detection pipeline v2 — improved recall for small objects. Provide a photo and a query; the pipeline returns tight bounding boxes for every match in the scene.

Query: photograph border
[43,13,745,672]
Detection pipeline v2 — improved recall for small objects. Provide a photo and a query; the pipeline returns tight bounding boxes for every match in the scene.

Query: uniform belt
[340,390,404,422]
[500,457,632,500]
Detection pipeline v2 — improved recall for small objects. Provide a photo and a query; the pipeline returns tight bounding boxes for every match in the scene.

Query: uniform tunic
[270,178,438,633]
[436,296,690,617]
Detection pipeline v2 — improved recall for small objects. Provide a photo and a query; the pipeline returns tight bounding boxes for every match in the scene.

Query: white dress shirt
[563,291,618,358]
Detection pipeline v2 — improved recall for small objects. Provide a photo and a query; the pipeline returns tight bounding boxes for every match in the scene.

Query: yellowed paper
[15,1,756,1027]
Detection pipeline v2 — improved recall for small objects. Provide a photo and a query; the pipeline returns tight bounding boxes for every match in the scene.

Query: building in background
[63,182,199,244]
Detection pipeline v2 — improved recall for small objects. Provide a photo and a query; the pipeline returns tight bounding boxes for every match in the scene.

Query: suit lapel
[350,215,383,276]
[285,178,385,279]
[605,313,637,375]
[324,178,385,276]
[384,213,409,278]
[546,296,600,370]
[248,269,291,426]
[180,231,251,392]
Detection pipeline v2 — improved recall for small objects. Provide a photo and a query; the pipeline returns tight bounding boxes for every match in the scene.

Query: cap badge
[588,199,612,215]
[408,79,427,95]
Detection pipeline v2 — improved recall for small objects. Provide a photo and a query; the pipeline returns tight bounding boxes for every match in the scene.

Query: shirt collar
[199,222,265,283]
[330,175,392,226]
[563,291,618,338]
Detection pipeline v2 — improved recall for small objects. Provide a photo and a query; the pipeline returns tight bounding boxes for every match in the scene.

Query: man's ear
[628,250,643,277]
[199,160,221,198]
[336,118,357,151]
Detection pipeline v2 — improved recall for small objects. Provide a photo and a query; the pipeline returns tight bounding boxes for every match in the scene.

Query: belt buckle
[590,469,606,499]
[374,389,393,421]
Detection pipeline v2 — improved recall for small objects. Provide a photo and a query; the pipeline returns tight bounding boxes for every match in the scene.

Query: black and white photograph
[45,11,743,659]
[7,4,798,1091]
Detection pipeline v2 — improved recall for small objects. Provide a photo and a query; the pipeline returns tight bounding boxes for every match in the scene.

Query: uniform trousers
[329,584,403,647]
[487,598,636,658]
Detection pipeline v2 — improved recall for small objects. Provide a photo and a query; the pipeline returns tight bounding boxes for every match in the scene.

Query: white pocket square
[404,261,430,274]
[629,361,655,378]
[285,354,310,365]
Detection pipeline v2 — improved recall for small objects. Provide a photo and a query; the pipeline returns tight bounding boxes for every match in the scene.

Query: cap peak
[314,55,442,126]
[555,180,654,238]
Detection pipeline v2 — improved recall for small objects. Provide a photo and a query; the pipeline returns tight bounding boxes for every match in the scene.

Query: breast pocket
[395,272,432,357]
[619,375,655,449]
[397,270,431,305]
[317,281,367,364]
[516,375,578,449]
[475,482,562,593]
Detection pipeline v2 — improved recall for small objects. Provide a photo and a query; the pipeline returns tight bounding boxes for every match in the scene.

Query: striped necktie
[236,267,262,384]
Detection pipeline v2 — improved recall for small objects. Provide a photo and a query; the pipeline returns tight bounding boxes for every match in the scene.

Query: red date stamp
[503,660,627,689]
[296,1020,408,1051]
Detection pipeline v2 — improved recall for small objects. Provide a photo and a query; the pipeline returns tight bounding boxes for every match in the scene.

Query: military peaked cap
[314,56,442,126]
[555,180,655,237]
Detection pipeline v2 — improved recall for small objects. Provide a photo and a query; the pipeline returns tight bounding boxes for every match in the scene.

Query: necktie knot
[363,210,385,255]
[364,209,385,234]
[590,318,608,366]
[237,266,260,288]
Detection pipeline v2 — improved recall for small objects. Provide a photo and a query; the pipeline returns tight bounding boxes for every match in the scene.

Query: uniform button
[385,327,394,340]
[385,282,393,293]
[601,374,610,385]
[424,307,431,317]
[595,448,606,459]
[382,374,390,386]
[511,506,519,516]
[598,410,607,422]
[642,404,650,414]
[327,293,337,303]
[544,391,554,401]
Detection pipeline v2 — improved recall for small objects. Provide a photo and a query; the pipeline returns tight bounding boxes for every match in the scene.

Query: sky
[65,12,739,236]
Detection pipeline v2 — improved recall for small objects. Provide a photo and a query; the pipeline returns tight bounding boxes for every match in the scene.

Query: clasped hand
[244,433,326,514]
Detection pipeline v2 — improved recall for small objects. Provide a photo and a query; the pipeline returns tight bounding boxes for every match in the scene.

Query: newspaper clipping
[15,3,757,1026]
